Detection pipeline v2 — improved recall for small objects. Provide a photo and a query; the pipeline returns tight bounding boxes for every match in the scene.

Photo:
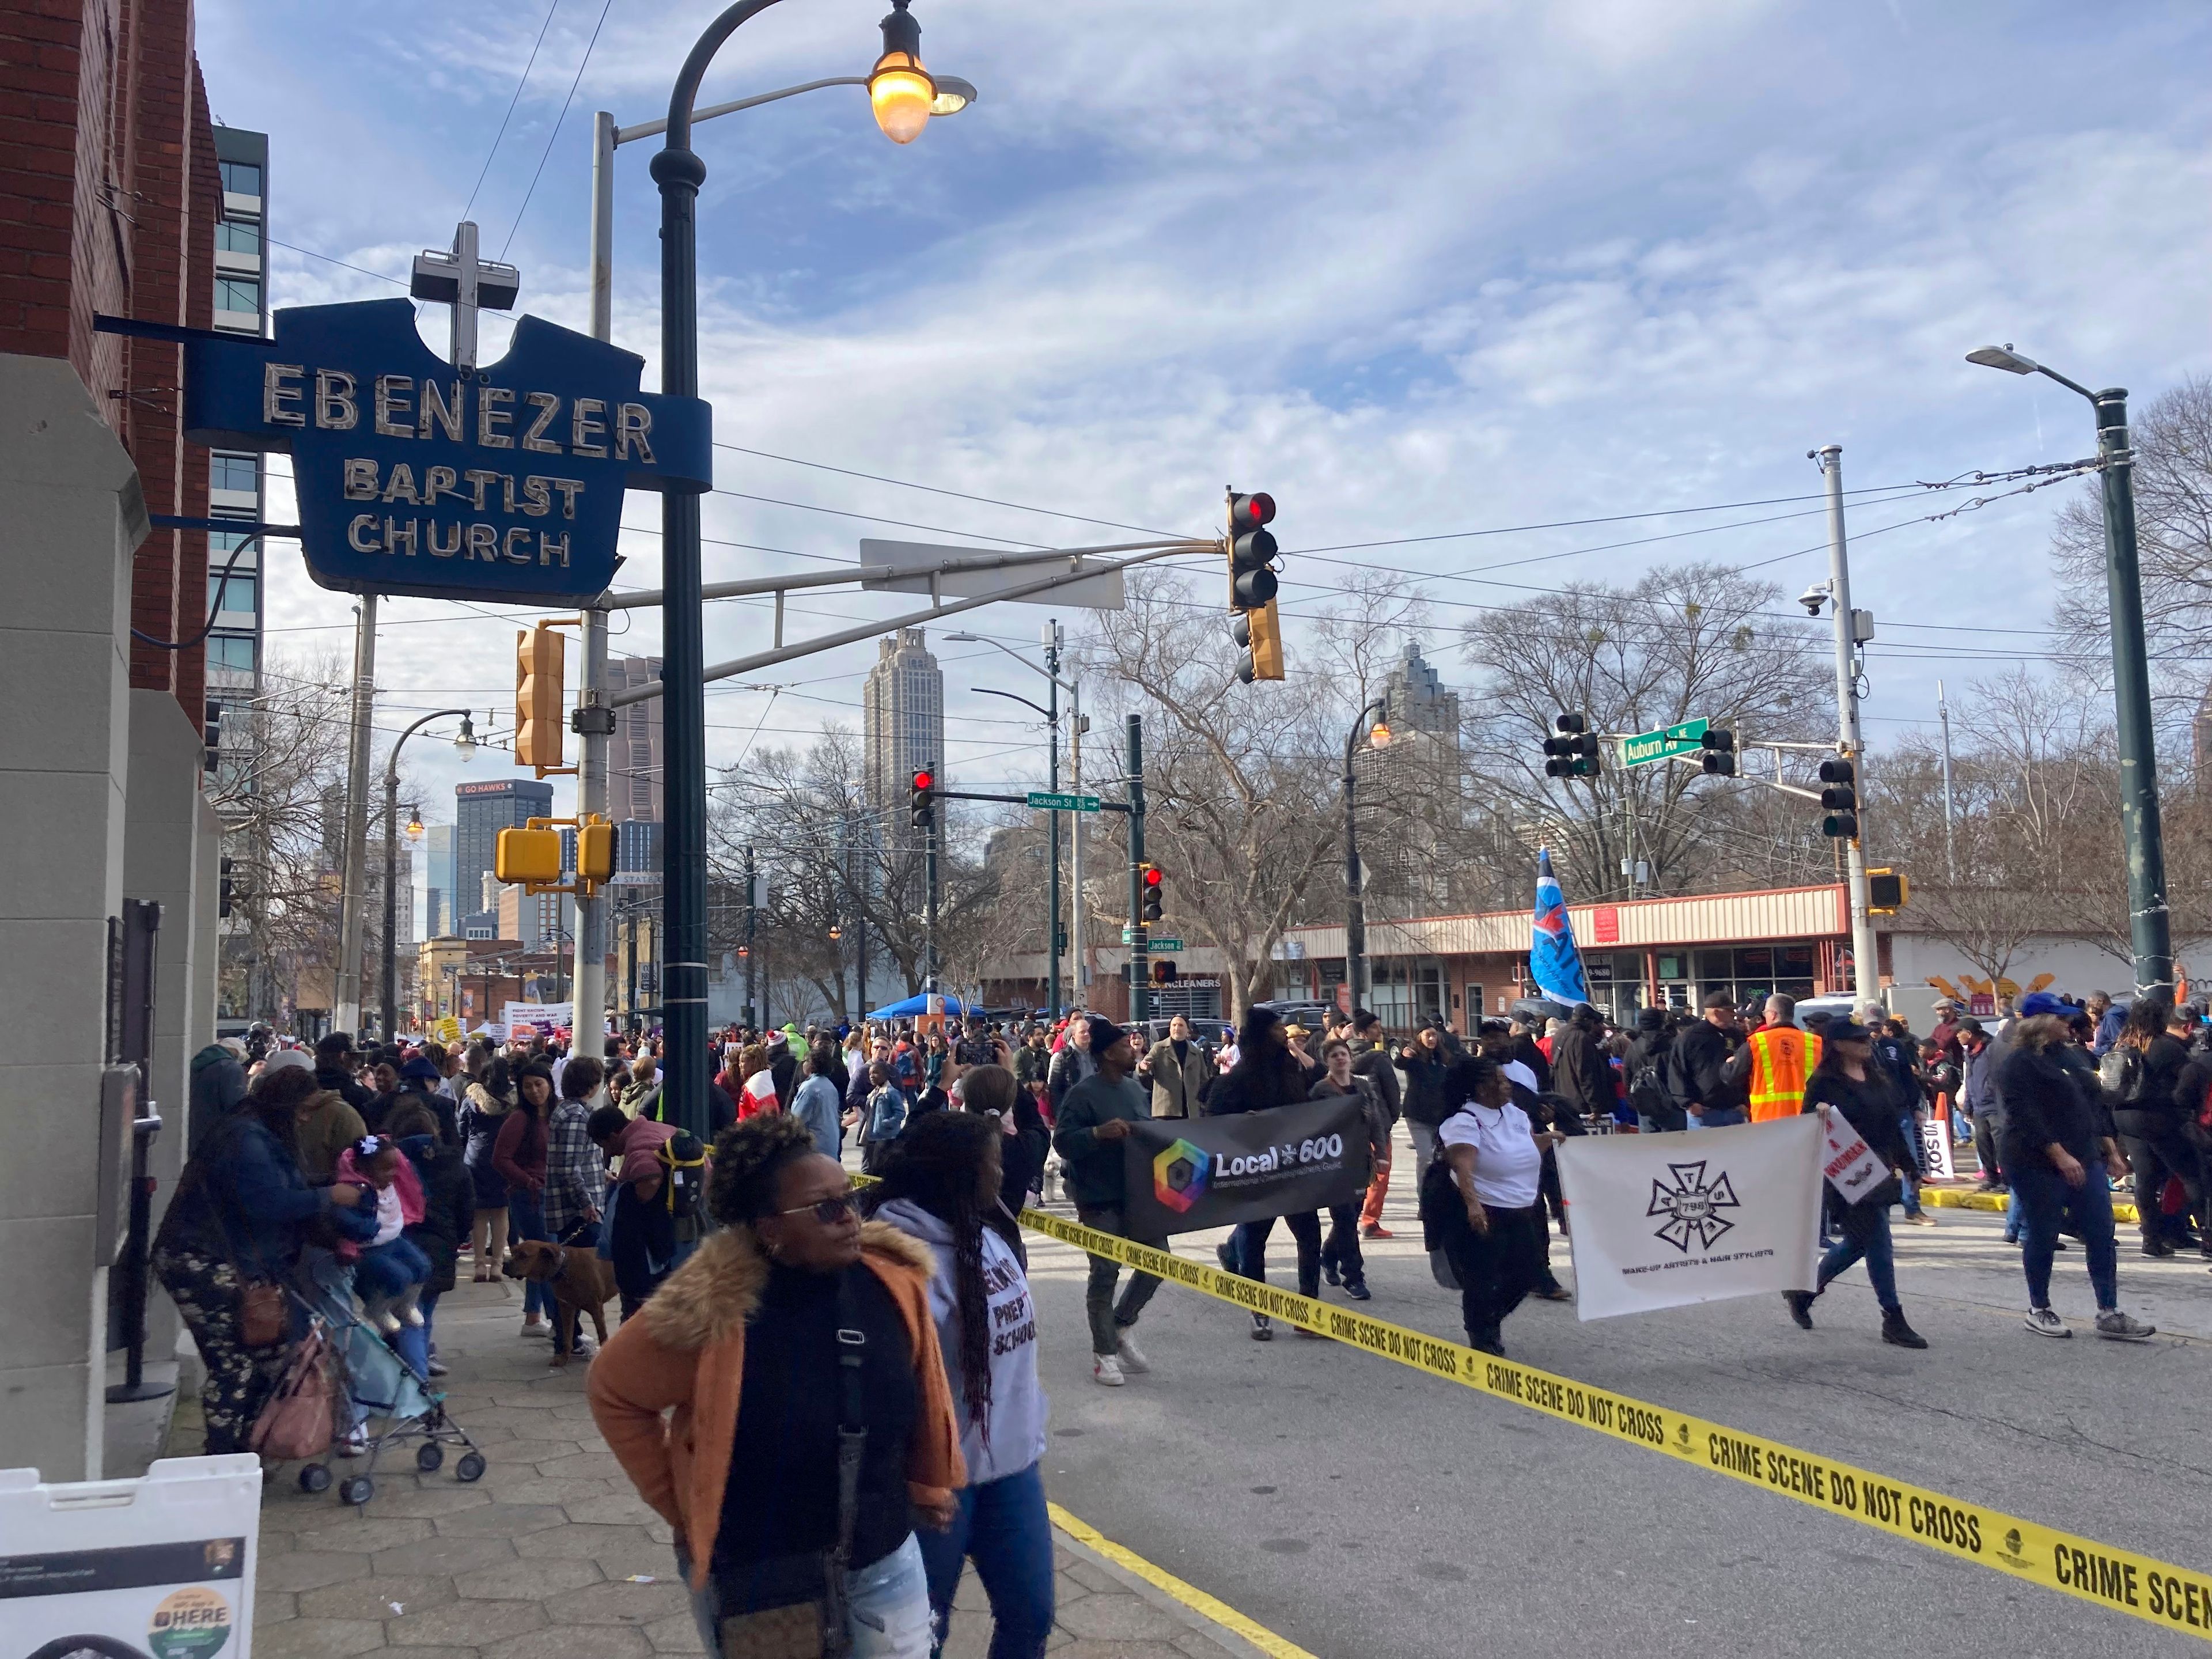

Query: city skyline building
[862,627,945,823]
[1361,640,1464,916]
[454,777,553,938]
[607,653,665,824]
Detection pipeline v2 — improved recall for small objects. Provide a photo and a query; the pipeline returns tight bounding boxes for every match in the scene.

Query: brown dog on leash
[504,1238,618,1366]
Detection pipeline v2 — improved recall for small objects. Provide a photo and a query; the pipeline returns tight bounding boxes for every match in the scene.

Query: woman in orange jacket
[588,1113,965,1658]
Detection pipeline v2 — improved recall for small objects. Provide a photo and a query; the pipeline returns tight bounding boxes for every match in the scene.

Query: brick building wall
[1,0,218,731]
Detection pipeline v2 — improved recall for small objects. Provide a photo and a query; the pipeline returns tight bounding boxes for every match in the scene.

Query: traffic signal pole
[1127,714,1149,1024]
[1817,446,1881,1008]
[1045,634,1062,1021]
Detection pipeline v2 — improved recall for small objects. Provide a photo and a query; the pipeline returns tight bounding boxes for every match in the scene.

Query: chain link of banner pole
[988,1198,2212,1642]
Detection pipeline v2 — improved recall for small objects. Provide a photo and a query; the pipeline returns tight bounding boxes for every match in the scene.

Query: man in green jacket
[1051,1016,1162,1388]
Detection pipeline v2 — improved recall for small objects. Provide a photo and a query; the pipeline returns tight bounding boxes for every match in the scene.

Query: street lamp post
[380,710,475,1040]
[1342,699,1391,1016]
[648,0,967,1137]
[1967,344,2171,997]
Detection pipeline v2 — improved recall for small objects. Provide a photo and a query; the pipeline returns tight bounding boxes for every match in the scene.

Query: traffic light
[495,819,564,885]
[1142,863,1164,923]
[1699,727,1737,777]
[577,816,613,891]
[1226,489,1285,684]
[1543,712,1600,778]
[910,765,935,830]
[1868,869,1909,912]
[204,699,222,777]
[1150,960,1178,986]
[219,855,234,918]
[516,623,567,774]
[1819,757,1858,838]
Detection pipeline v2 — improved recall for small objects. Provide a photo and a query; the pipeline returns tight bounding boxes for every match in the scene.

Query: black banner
[1122,1096,1370,1235]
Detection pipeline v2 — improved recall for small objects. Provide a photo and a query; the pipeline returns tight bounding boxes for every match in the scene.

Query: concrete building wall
[0,355,149,1482]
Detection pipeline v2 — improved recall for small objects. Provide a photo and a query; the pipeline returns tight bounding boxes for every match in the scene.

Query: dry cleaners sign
[183,297,710,602]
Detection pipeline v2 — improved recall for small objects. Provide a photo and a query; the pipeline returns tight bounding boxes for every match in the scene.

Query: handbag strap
[831,1270,869,1565]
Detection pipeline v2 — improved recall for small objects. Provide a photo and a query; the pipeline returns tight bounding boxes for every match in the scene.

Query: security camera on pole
[1807,445,1881,1009]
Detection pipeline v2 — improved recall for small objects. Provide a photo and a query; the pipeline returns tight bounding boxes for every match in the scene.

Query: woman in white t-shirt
[1435,1055,1556,1357]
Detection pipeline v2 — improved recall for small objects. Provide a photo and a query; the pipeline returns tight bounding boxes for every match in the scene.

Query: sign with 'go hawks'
[1122,1095,1369,1237]
[183,298,711,603]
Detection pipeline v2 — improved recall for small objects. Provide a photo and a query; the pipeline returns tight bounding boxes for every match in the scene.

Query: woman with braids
[589,1113,964,1659]
[872,1113,1053,1659]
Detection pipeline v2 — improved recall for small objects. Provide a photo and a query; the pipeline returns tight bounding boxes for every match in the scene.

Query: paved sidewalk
[203,1266,1286,1659]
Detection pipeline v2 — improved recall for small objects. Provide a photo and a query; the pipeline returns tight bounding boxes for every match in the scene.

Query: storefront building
[1274,884,1857,1031]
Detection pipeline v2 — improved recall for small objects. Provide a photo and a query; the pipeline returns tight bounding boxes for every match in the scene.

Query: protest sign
[1122,1096,1369,1236]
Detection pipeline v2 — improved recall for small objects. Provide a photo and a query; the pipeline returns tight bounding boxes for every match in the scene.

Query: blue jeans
[685,1533,933,1658]
[1816,1198,1898,1312]
[2012,1160,2119,1310]
[1688,1108,1746,1130]
[507,1193,557,1319]
[355,1236,431,1301]
[917,1462,1053,1659]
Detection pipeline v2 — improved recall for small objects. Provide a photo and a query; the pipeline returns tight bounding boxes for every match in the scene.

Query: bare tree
[1459,563,1825,902]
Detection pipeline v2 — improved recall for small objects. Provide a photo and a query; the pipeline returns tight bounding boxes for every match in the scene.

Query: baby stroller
[287,1273,487,1509]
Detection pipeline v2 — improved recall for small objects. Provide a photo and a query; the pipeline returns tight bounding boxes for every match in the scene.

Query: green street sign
[1027,790,1102,813]
[1121,930,1183,951]
[1620,718,1709,768]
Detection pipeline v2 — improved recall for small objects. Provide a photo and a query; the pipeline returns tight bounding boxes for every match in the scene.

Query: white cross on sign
[408,220,521,372]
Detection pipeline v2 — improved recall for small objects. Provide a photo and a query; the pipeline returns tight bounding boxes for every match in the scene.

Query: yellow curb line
[1923,1187,2142,1225]
[1049,1501,1316,1659]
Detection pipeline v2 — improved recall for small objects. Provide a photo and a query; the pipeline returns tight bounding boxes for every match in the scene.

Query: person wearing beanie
[1049,1017,1162,1388]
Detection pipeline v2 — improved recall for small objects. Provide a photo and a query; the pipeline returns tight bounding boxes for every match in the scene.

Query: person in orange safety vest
[1726,993,1823,1122]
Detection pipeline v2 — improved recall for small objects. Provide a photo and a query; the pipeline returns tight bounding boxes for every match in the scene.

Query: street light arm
[384,709,473,782]
[972,685,1054,723]
[2032,363,2100,403]
[1343,697,1389,779]
[664,0,790,154]
[620,75,863,145]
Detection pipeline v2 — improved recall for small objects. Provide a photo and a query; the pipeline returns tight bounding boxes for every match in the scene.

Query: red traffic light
[912,769,934,792]
[1229,492,1275,532]
[1143,866,1163,888]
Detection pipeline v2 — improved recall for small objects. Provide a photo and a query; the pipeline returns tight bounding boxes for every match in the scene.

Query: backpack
[1629,1052,1684,1130]
[656,1130,709,1245]
[2098,1045,2143,1102]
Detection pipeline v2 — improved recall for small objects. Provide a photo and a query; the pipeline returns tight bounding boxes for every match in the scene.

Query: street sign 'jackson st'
[183,298,711,603]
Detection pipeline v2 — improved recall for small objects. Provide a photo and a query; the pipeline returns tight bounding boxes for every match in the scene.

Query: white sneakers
[1093,1355,1126,1387]
[2024,1307,2070,1338]
[1114,1333,1150,1374]
[2027,1306,2158,1340]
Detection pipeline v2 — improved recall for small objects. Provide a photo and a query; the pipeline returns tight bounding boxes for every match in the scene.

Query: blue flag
[1529,849,1590,1004]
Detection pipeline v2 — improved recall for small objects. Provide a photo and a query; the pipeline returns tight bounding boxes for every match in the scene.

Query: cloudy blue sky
[196,0,2212,833]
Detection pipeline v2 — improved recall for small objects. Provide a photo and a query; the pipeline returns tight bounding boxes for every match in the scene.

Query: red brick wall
[2,0,217,730]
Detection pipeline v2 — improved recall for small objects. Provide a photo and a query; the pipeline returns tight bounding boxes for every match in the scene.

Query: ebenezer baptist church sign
[181,235,709,603]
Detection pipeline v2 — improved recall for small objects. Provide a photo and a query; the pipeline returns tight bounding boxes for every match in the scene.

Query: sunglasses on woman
[775,1192,859,1225]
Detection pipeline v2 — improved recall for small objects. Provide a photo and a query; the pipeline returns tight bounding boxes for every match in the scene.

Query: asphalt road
[1008,1126,2212,1658]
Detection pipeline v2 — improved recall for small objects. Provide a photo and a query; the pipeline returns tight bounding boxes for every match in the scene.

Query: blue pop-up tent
[863,993,974,1021]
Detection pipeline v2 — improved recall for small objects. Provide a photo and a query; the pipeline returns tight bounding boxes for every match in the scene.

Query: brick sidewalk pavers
[222,1267,1274,1659]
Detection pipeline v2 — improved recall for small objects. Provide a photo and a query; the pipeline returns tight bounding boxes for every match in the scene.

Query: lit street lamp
[1967,344,2169,995]
[1342,699,1391,1015]
[649,0,969,1137]
[381,710,474,1041]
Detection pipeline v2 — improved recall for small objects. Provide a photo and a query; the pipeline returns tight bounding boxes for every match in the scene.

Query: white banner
[503,1001,572,1036]
[1557,1116,1822,1321]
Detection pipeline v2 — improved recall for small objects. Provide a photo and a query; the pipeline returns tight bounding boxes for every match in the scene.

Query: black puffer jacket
[403,1135,477,1296]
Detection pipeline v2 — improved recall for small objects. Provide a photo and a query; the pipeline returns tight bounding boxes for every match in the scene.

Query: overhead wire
[502,0,615,257]
[462,0,563,223]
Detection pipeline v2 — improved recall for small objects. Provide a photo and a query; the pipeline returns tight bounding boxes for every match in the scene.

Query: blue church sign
[183,297,710,603]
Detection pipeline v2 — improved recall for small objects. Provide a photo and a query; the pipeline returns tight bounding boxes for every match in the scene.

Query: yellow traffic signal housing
[515,624,567,775]
[1868,869,1910,914]
[1233,600,1285,682]
[496,821,563,886]
[577,817,614,889]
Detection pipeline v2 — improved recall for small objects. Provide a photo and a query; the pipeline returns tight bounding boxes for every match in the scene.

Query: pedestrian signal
[495,821,563,885]
[1543,712,1600,778]
[1142,863,1165,923]
[516,624,567,774]
[1819,757,1858,838]
[911,766,935,830]
[1150,960,1177,985]
[1700,728,1737,777]
[1230,605,1285,684]
[1868,869,1909,912]
[577,817,614,889]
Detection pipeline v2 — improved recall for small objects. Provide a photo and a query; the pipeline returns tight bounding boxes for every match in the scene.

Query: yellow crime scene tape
[999,1201,2212,1641]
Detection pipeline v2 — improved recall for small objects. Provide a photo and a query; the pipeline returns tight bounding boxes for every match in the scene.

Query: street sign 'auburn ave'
[183,298,711,603]
[1620,718,1709,767]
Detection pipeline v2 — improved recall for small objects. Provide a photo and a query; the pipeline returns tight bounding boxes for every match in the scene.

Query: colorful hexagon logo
[1153,1138,1209,1214]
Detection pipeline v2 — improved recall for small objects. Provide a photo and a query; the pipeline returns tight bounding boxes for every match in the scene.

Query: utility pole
[1044,624,1063,1019]
[333,596,377,1036]
[1342,698,1388,1014]
[1817,445,1882,1009]
[1127,714,1149,1025]
[743,845,758,1030]
[854,809,872,1022]
[1937,679,1957,885]
[1069,665,1086,1010]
